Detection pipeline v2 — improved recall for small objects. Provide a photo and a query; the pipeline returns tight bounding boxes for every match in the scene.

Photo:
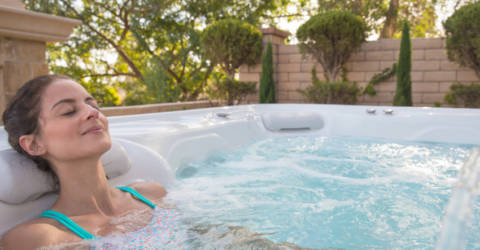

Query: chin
[85,135,112,157]
[98,136,112,155]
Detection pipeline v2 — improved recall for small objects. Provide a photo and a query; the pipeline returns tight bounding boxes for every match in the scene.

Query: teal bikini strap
[117,186,157,209]
[39,186,155,240]
[40,210,95,239]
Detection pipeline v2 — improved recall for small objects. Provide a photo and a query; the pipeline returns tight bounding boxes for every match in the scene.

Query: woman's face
[35,79,111,162]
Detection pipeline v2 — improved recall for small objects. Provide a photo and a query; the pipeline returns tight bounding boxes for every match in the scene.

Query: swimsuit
[40,186,186,249]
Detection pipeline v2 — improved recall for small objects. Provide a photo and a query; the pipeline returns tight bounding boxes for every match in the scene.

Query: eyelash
[62,110,76,116]
[62,104,99,116]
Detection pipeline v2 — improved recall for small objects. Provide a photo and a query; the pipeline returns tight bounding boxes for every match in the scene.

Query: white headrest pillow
[0,139,131,205]
[261,111,325,132]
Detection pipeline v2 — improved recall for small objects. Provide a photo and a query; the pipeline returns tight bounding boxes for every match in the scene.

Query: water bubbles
[167,135,476,249]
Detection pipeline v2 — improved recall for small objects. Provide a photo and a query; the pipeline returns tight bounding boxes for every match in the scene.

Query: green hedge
[444,83,480,108]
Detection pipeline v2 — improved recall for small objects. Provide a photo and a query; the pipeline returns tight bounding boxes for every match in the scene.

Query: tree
[314,0,438,38]
[23,0,292,105]
[444,1,480,80]
[393,21,412,106]
[259,42,275,103]
[380,0,399,38]
[201,19,263,105]
[23,0,154,106]
[296,10,367,83]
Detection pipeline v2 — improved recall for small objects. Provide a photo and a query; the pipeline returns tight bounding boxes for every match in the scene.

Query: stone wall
[0,38,49,109]
[240,29,479,106]
[0,2,80,114]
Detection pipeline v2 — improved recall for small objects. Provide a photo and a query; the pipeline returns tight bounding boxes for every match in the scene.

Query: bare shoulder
[1,219,60,250]
[128,181,167,201]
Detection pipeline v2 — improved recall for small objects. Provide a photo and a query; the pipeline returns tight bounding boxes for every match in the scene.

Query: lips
[82,125,104,135]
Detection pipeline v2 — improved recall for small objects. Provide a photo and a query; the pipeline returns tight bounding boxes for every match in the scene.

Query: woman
[0,75,180,249]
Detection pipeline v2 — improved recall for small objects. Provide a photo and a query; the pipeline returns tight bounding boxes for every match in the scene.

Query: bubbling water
[167,135,479,249]
[35,135,479,249]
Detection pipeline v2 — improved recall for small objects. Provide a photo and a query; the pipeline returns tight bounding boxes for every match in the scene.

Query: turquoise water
[167,135,479,249]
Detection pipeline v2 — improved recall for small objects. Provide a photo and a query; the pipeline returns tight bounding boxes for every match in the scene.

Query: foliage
[122,62,182,105]
[259,42,276,103]
[23,0,153,106]
[201,18,262,105]
[444,1,480,80]
[296,10,367,83]
[314,0,438,38]
[206,75,257,105]
[80,78,121,107]
[364,63,397,96]
[298,68,361,104]
[23,0,291,106]
[445,83,480,108]
[201,19,263,79]
[393,21,412,106]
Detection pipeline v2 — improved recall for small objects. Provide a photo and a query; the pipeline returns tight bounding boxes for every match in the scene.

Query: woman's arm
[1,223,54,250]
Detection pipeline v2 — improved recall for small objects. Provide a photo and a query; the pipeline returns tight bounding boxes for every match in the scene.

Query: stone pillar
[0,0,80,115]
[240,27,290,103]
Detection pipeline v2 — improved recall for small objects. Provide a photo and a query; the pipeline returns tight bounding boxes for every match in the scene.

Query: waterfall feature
[436,147,480,250]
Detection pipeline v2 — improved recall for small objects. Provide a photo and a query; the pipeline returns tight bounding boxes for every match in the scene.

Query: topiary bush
[444,2,480,79]
[296,10,367,83]
[259,42,275,103]
[298,69,361,104]
[393,21,412,106]
[201,19,262,79]
[444,83,480,108]
[201,19,262,105]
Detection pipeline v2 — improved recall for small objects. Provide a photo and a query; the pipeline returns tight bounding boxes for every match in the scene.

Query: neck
[51,157,120,216]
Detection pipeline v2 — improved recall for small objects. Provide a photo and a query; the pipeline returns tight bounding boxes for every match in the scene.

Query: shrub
[201,19,263,79]
[298,69,361,104]
[259,42,275,103]
[444,83,480,108]
[444,2,480,79]
[393,21,412,106]
[296,10,367,83]
[206,77,257,105]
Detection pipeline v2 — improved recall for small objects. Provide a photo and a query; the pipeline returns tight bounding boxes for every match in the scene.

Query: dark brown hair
[2,74,71,182]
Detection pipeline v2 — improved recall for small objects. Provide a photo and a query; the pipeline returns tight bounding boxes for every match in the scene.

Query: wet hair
[2,74,71,183]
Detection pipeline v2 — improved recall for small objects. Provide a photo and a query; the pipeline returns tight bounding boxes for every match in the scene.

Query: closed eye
[89,103,100,110]
[86,97,99,110]
[62,109,76,116]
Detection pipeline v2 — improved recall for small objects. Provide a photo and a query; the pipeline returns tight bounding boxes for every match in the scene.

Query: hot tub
[1,104,480,248]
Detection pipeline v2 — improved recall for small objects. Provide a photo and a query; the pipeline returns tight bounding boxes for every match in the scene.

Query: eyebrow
[51,97,96,110]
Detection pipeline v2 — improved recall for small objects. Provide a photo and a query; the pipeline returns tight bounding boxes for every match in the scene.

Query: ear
[19,134,46,156]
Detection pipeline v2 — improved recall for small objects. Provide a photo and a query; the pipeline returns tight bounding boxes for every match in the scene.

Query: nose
[85,104,100,120]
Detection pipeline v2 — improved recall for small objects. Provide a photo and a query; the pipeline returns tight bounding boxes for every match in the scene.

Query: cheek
[100,115,110,134]
[41,121,78,147]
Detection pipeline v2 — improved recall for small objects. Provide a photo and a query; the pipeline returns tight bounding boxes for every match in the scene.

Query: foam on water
[166,135,478,249]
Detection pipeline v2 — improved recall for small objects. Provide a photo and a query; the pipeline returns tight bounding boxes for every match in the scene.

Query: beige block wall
[0,36,49,113]
[240,36,479,107]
